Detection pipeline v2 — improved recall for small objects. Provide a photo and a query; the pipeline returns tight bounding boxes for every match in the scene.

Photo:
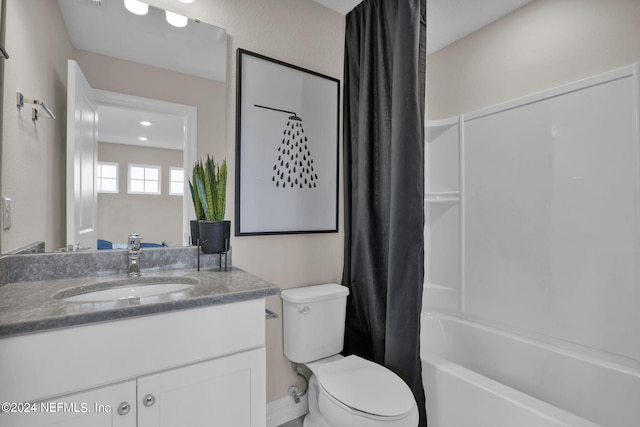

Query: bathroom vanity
[0,262,279,427]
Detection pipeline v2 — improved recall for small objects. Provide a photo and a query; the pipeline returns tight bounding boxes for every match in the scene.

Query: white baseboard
[266,394,309,427]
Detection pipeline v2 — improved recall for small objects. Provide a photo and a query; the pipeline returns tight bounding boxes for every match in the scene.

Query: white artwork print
[237,52,338,234]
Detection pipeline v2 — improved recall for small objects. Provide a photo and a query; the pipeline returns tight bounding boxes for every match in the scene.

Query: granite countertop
[0,267,279,338]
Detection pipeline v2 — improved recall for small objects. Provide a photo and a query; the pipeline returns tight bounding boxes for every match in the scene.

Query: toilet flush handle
[298,306,311,314]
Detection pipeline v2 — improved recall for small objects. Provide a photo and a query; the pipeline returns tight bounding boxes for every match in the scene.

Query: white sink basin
[61,283,194,302]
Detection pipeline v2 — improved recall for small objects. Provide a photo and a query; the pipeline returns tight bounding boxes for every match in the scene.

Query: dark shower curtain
[342,0,427,425]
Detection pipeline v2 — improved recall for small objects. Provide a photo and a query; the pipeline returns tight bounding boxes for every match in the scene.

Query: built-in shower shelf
[426,117,459,141]
[425,191,460,203]
[424,114,462,315]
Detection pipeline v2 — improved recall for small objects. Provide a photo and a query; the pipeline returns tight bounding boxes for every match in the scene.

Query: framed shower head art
[235,49,340,236]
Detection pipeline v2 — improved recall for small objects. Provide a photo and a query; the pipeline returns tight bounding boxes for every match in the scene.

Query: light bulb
[165,10,188,27]
[124,0,149,15]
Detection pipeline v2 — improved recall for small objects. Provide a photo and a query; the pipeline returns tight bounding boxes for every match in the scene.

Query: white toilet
[281,284,419,427]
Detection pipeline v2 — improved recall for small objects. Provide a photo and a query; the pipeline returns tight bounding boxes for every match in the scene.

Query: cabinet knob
[143,393,156,407]
[117,402,131,416]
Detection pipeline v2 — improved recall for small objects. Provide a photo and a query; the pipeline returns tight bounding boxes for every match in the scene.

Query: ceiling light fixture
[178,0,195,4]
[139,121,152,126]
[124,0,149,15]
[138,137,148,141]
[165,10,188,28]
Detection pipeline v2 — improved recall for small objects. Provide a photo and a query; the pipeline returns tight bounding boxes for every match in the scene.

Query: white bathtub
[420,312,640,427]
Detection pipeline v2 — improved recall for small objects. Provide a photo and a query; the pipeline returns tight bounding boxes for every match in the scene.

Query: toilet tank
[281,284,350,363]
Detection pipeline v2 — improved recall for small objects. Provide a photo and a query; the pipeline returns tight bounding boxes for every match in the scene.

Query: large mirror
[0,0,227,253]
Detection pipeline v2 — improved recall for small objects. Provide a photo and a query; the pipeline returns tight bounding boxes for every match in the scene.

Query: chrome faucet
[127,234,142,277]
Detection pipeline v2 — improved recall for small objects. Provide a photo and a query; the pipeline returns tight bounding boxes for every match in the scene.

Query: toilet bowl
[281,284,419,427]
[304,355,419,427]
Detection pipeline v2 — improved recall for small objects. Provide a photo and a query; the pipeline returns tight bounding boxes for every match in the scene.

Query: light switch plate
[2,197,11,230]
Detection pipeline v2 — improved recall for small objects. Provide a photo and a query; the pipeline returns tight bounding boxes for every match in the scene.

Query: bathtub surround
[423,1,640,424]
[422,60,640,426]
[342,0,426,425]
[420,313,615,426]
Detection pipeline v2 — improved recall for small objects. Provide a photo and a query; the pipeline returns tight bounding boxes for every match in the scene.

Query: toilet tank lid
[281,283,349,303]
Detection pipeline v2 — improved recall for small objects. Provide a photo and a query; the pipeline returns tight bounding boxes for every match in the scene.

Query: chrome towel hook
[16,91,56,121]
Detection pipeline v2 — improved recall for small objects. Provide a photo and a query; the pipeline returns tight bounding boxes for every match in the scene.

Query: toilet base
[303,375,331,427]
[303,414,329,427]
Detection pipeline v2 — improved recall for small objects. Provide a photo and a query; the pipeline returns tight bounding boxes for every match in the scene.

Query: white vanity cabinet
[138,347,264,426]
[0,299,267,427]
[2,381,137,427]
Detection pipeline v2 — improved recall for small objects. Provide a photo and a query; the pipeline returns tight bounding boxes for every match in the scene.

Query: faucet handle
[128,234,142,251]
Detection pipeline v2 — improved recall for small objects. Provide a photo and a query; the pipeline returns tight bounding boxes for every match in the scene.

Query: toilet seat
[312,355,417,424]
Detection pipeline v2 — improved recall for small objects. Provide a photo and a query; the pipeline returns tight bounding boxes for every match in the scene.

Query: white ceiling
[98,106,185,151]
[313,0,534,54]
[57,0,227,81]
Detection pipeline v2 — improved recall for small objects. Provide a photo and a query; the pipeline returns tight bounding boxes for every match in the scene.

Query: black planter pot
[199,220,231,254]
[190,220,200,246]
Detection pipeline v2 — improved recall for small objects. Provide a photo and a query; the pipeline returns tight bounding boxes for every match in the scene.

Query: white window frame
[96,162,119,193]
[128,164,161,195]
[169,167,185,196]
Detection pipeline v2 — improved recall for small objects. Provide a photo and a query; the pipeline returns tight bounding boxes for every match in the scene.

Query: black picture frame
[235,49,340,236]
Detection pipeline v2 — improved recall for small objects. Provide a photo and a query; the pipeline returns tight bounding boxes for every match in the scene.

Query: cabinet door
[138,347,266,427]
[0,380,136,427]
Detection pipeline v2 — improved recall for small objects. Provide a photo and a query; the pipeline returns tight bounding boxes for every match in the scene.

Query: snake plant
[189,156,227,222]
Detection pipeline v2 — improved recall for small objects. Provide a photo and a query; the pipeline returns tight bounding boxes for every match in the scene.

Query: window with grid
[97,162,119,193]
[128,164,161,195]
[169,167,184,195]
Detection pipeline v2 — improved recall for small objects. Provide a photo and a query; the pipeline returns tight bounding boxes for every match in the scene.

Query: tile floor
[279,415,305,427]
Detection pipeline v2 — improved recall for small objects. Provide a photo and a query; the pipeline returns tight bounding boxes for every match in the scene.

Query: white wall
[427,0,640,119]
